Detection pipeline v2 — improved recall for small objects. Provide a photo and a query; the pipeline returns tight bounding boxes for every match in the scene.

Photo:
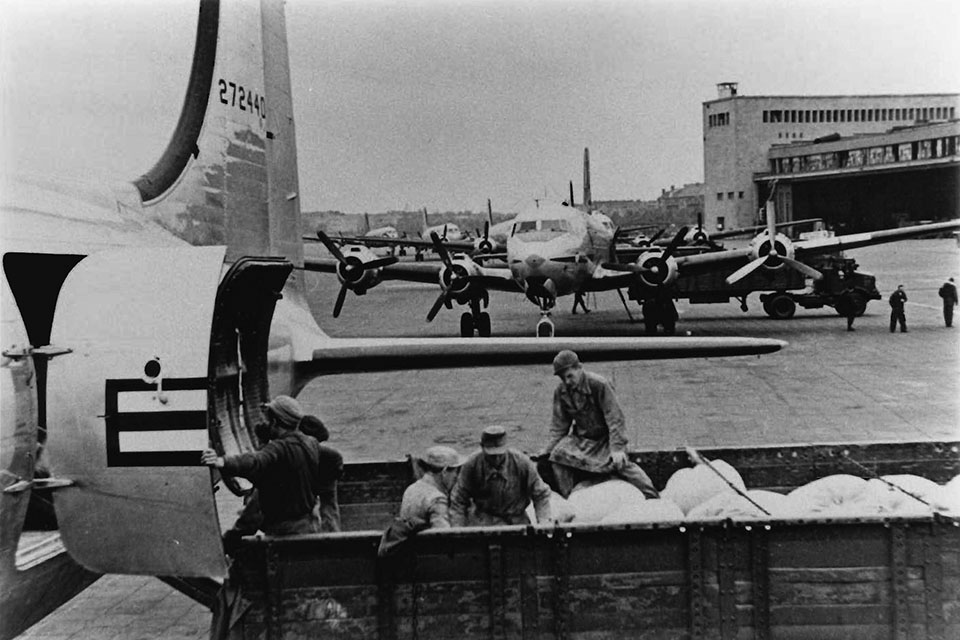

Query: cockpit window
[512,218,570,240]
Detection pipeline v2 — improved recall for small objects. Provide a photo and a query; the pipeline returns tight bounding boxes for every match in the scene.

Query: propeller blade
[648,228,666,243]
[426,293,448,322]
[333,284,349,318]
[363,256,399,270]
[662,226,689,260]
[725,255,768,285]
[781,256,824,280]
[483,220,490,240]
[430,232,453,267]
[316,230,346,263]
[697,212,703,232]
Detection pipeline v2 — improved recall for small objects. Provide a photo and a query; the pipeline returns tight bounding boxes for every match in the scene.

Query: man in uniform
[399,445,463,529]
[889,284,908,333]
[201,395,327,536]
[449,426,552,526]
[542,350,659,499]
[939,277,957,327]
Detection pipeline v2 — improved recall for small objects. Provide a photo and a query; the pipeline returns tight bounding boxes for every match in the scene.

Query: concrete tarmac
[15,239,960,639]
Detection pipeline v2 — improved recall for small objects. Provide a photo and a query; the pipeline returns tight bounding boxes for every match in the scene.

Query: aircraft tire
[765,294,796,320]
[460,312,474,337]
[477,312,492,337]
[536,318,555,338]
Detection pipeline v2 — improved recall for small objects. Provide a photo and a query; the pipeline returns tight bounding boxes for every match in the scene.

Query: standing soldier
[542,350,659,499]
[939,278,958,327]
[889,284,908,333]
[836,283,858,332]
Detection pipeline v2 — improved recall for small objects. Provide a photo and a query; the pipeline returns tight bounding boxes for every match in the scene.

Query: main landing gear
[459,297,492,337]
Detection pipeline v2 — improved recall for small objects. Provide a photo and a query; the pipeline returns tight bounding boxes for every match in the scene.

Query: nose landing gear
[536,315,555,337]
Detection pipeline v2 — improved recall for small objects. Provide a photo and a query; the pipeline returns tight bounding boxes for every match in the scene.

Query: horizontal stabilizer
[303,336,785,377]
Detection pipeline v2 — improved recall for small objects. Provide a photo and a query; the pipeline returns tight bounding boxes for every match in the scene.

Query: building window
[898,142,913,161]
[738,191,744,199]
[951,107,956,119]
[727,192,734,200]
[717,193,723,201]
[763,110,768,123]
[716,216,725,231]
[918,140,932,159]
[804,110,810,123]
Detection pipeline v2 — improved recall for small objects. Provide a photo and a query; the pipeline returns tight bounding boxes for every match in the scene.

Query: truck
[628,251,882,322]
[204,439,959,639]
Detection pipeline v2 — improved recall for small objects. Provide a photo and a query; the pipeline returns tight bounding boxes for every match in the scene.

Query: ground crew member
[572,291,590,314]
[889,284,908,333]
[543,350,659,499]
[449,426,552,526]
[939,278,957,327]
[201,395,325,536]
[836,284,858,331]
[399,445,463,528]
[378,445,464,556]
[299,415,344,532]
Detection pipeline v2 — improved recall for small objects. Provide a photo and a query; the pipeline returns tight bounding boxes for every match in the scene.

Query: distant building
[703,82,959,231]
[657,183,704,228]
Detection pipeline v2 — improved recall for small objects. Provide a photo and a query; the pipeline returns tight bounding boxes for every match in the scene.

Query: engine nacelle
[635,248,679,288]
[748,231,795,271]
[335,244,385,293]
[438,255,481,300]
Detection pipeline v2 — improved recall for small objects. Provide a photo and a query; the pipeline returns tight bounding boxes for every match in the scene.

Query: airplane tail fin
[583,147,592,207]
[133,0,304,278]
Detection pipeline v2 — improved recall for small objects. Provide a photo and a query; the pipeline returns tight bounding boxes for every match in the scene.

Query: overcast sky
[2,0,958,214]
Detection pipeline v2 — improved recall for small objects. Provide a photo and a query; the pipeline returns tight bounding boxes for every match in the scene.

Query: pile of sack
[528,460,960,525]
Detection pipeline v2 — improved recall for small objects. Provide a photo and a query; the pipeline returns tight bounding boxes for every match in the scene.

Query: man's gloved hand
[222,529,243,555]
[610,450,628,471]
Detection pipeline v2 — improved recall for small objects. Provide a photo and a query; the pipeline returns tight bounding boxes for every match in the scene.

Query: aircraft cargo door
[44,246,260,580]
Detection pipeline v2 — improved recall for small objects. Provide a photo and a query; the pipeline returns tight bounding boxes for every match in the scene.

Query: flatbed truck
[629,253,882,322]
[205,440,960,639]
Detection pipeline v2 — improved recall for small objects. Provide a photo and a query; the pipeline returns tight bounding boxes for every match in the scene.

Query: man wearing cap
[400,446,463,529]
[201,395,326,535]
[543,350,659,499]
[449,426,552,527]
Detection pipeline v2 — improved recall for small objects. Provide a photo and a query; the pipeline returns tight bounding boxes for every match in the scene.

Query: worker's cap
[299,415,329,442]
[261,395,304,428]
[480,425,508,454]
[552,350,581,375]
[422,445,464,470]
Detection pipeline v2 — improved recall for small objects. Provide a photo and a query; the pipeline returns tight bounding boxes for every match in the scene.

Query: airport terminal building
[703,83,959,232]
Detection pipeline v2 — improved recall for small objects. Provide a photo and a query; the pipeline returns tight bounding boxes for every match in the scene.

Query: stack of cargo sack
[533,462,960,524]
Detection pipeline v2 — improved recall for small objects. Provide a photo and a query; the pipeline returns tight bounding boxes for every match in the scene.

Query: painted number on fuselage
[218,78,266,124]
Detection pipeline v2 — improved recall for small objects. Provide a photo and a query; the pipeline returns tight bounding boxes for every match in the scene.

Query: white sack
[660,460,745,515]
[567,479,646,523]
[600,498,684,525]
[687,489,791,521]
[525,491,577,523]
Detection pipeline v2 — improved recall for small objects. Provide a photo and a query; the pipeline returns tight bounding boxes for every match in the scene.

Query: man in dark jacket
[542,350,659,499]
[889,284,908,333]
[201,395,324,535]
[939,278,957,327]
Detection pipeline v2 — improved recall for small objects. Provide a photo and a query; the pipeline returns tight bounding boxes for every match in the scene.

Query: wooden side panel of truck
[220,441,960,640]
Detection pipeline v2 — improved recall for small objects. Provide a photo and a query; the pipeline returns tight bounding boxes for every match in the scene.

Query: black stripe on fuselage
[104,377,207,467]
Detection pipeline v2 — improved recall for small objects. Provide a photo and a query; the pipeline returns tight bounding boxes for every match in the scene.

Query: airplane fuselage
[506,204,612,304]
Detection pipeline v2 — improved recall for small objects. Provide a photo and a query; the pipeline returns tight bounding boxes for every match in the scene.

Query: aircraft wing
[793,219,960,255]
[671,219,960,275]
[304,234,477,253]
[301,335,786,378]
[710,217,823,240]
[303,257,520,291]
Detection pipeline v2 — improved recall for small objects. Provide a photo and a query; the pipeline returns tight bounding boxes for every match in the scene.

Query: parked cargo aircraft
[310,195,959,337]
[0,1,786,637]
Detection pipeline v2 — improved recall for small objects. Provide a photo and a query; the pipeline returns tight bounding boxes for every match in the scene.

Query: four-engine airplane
[0,1,786,637]
[308,195,960,336]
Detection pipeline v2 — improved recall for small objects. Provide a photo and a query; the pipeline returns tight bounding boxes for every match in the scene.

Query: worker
[572,291,590,314]
[201,395,326,536]
[449,426,552,526]
[378,445,463,557]
[299,414,344,532]
[939,277,958,327]
[889,284,908,333]
[542,350,659,499]
[836,283,858,331]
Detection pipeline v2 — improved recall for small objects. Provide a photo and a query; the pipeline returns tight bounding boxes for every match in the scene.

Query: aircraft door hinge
[1,344,73,361]
[3,477,75,494]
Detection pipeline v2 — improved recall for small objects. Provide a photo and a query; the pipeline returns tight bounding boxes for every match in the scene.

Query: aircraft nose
[525,254,545,269]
